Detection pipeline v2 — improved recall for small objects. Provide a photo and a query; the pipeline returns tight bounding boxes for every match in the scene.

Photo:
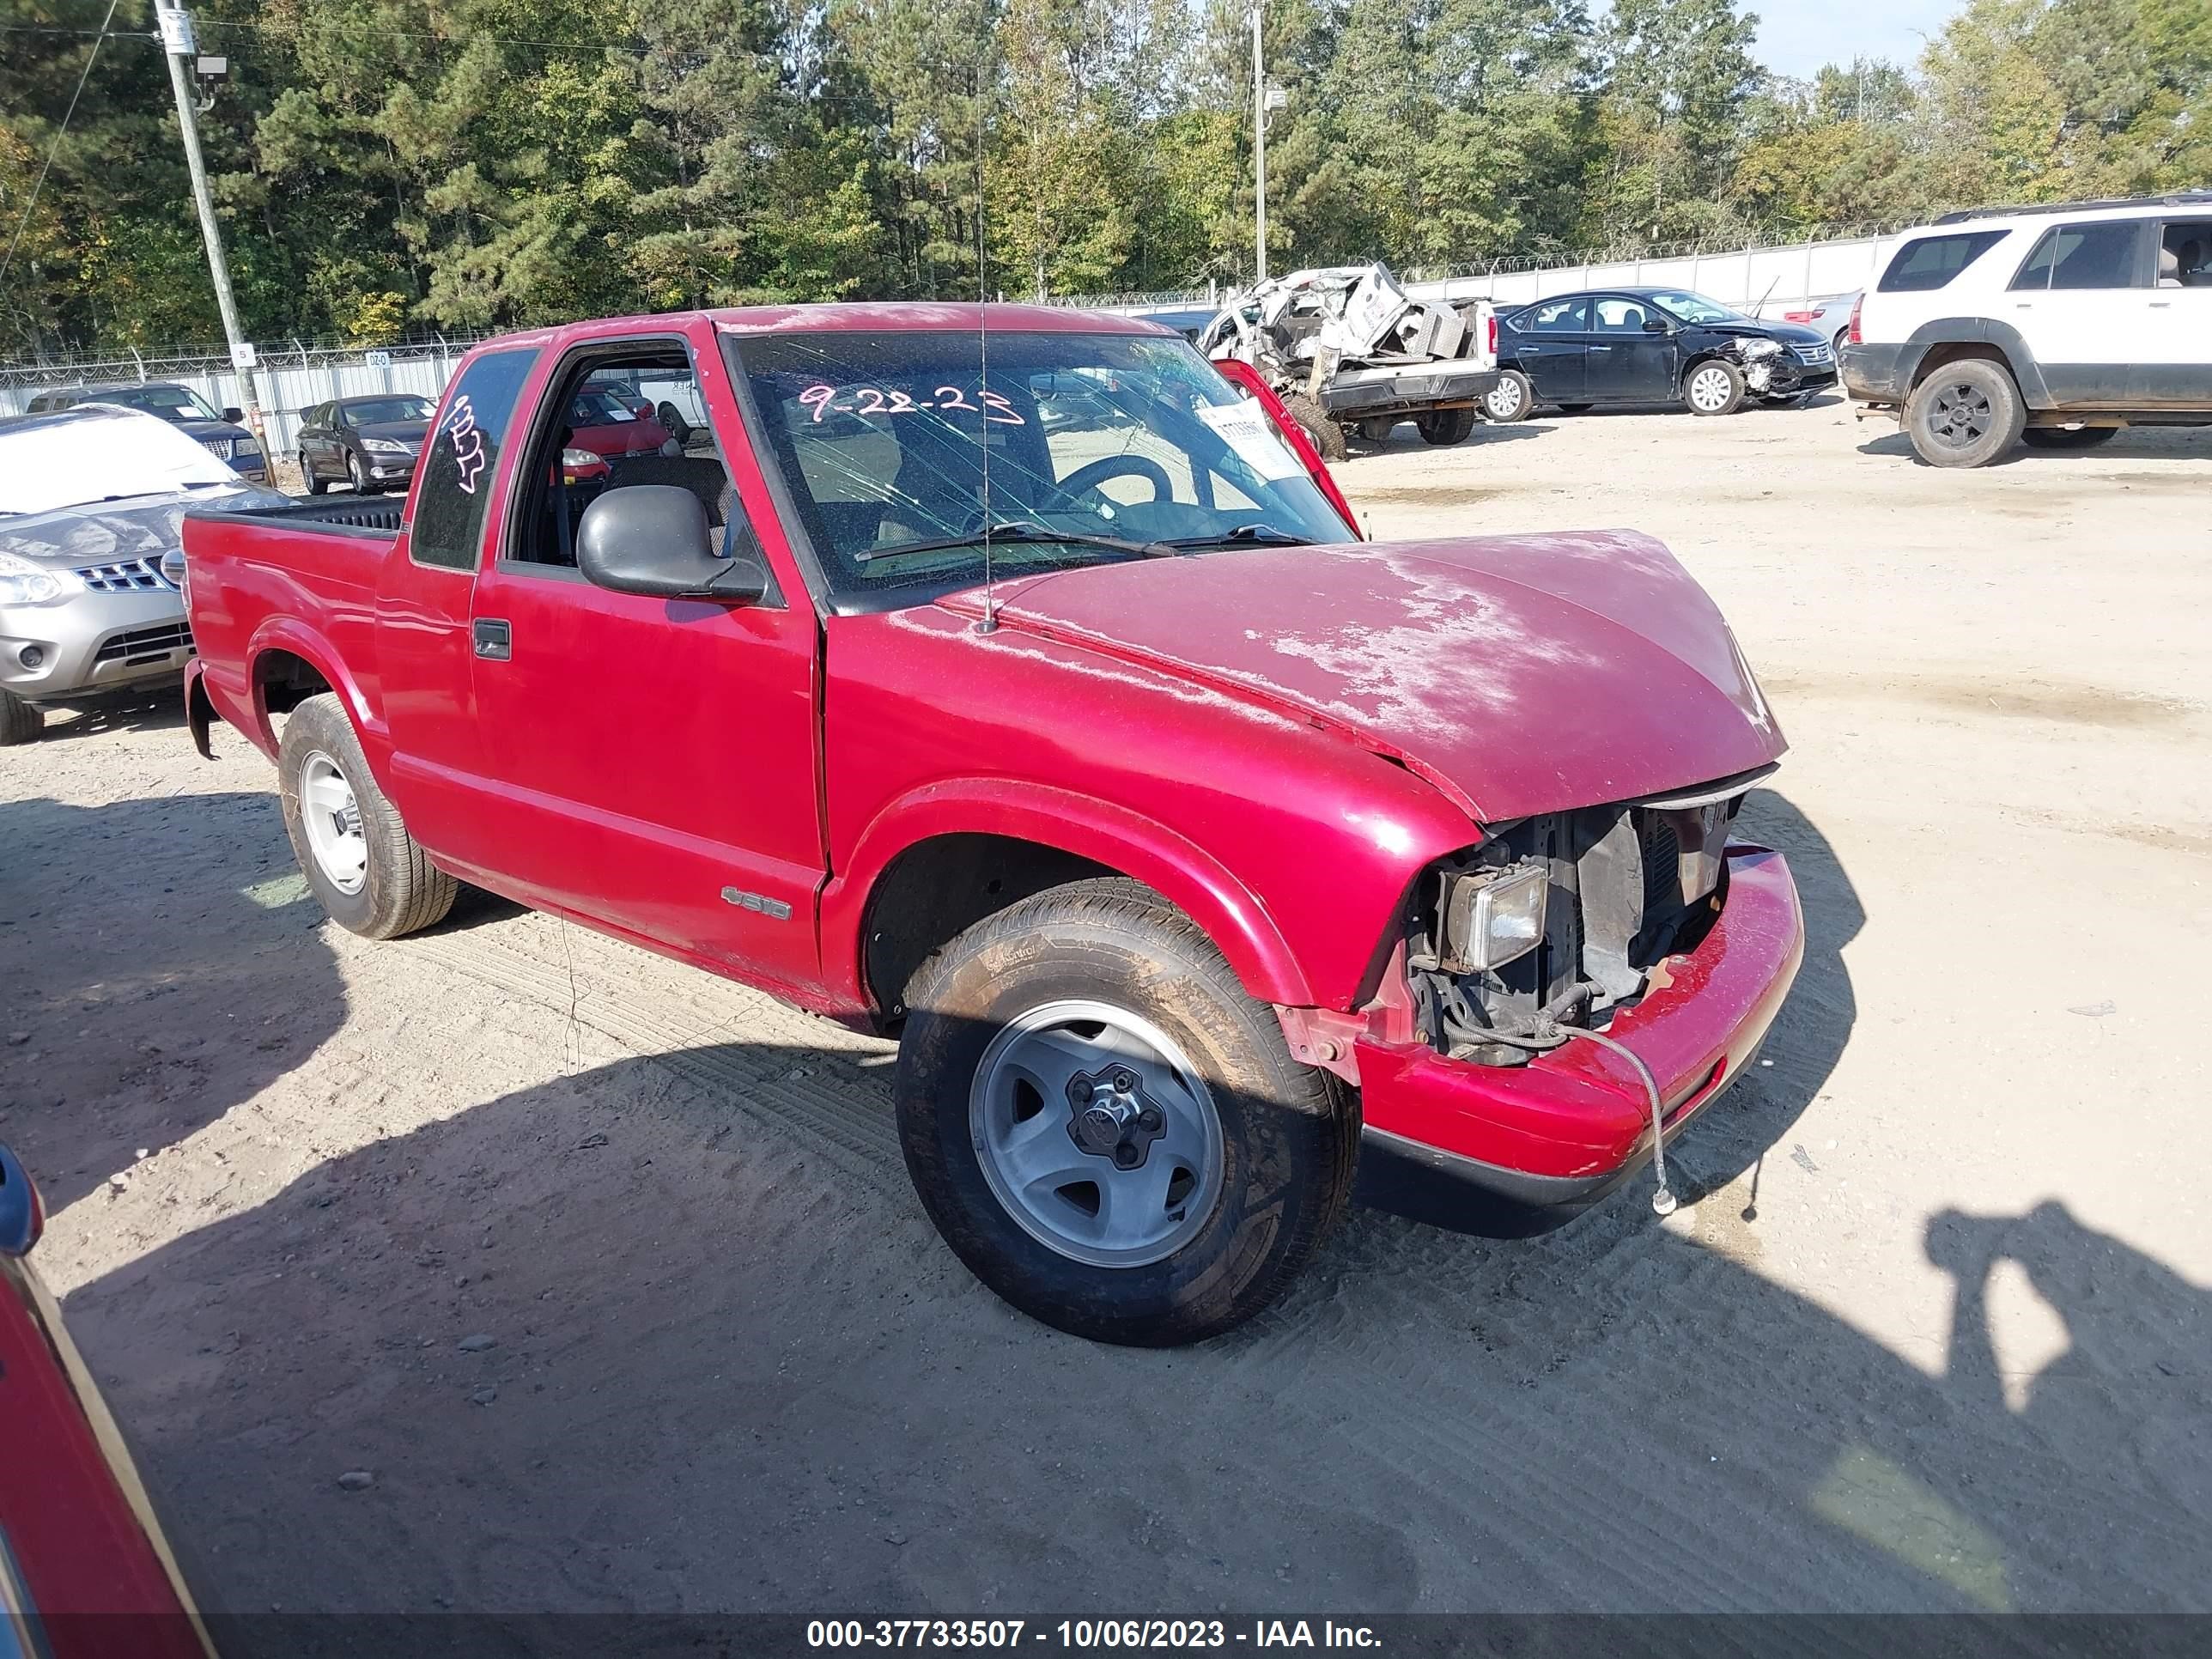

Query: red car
[177,304,1802,1346]
[556,374,675,482]
[0,1146,216,1656]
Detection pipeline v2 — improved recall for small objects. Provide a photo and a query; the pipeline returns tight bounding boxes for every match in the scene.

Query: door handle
[472,618,512,662]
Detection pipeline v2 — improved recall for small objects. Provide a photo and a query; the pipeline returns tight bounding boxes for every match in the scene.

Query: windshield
[728,329,1348,598]
[0,411,237,515]
[344,395,433,426]
[96,384,222,422]
[1649,291,1747,325]
[569,387,640,426]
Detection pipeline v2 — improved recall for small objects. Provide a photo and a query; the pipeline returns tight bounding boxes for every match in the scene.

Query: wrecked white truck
[1199,264,1500,458]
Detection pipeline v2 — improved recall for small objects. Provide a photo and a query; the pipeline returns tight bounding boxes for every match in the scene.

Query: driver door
[1587,296,1678,401]
[462,327,827,988]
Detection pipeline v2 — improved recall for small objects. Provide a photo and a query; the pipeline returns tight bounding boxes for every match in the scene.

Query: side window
[1592,297,1653,332]
[410,347,540,572]
[2159,222,2212,288]
[507,345,760,579]
[1878,230,2008,292]
[2010,222,2144,291]
[1523,298,1589,333]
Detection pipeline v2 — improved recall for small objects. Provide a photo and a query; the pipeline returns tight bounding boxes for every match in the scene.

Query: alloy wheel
[1689,366,1734,412]
[1929,381,1993,448]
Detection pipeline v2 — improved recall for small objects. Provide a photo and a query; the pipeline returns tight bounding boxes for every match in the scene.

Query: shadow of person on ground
[20,686,191,744]
[0,789,346,1210]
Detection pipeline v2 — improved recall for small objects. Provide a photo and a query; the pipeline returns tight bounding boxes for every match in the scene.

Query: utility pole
[153,0,265,452]
[1252,3,1267,285]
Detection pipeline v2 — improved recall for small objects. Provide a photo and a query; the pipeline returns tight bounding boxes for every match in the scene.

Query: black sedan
[1485,289,1838,422]
[295,393,435,495]
[24,380,267,483]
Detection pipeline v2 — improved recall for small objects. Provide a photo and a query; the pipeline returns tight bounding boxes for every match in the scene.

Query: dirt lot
[4,397,2209,1626]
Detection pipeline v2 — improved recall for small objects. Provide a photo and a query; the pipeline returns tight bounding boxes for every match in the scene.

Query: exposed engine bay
[1406,771,1765,1066]
[1715,334,1818,398]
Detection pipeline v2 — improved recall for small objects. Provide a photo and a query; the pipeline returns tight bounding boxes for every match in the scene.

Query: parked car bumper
[1319,364,1503,418]
[1352,844,1803,1234]
[361,453,418,489]
[1,588,193,704]
[1841,343,1913,405]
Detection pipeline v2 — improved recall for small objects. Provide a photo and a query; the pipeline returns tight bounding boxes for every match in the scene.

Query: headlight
[561,447,599,471]
[1437,860,1549,973]
[234,440,261,458]
[1742,337,1783,357]
[362,438,414,456]
[0,551,84,607]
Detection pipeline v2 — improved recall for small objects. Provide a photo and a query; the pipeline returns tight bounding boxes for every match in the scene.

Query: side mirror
[1641,318,1669,334]
[222,405,245,422]
[576,485,767,604]
[0,1144,46,1258]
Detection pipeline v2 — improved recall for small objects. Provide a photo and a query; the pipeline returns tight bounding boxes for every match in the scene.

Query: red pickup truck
[180,303,1802,1345]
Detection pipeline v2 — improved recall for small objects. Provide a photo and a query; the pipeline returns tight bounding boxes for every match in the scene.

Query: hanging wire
[0,0,124,287]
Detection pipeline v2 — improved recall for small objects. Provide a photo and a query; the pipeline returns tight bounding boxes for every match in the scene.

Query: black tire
[0,689,44,746]
[301,453,328,496]
[656,401,693,446]
[1279,392,1347,462]
[896,877,1356,1346]
[1414,407,1478,446]
[347,451,374,495]
[1555,402,1594,413]
[1833,326,1850,356]
[2021,426,2118,451]
[277,693,456,939]
[1683,358,1746,416]
[1905,358,2025,468]
[1482,370,1532,423]
[1354,416,1396,443]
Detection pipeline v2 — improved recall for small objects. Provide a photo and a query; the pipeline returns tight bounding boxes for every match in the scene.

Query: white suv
[1842,193,2212,466]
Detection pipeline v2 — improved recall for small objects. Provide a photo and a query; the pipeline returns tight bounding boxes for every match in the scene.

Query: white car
[1764,290,1859,353]
[1842,192,2212,466]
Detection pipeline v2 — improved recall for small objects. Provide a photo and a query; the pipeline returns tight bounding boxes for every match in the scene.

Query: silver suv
[1842,192,2212,466]
[1,405,274,744]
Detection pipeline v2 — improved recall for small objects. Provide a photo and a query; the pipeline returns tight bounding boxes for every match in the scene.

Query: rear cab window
[2008,221,2148,290]
[409,347,541,571]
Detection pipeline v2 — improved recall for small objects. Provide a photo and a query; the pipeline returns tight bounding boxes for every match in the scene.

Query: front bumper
[1,589,194,704]
[1352,844,1803,1234]
[362,453,418,487]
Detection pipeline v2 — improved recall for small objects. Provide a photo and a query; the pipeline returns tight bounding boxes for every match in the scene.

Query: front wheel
[1414,407,1478,445]
[347,452,374,495]
[1482,371,1532,423]
[896,878,1355,1346]
[2021,426,2118,451]
[301,453,328,496]
[1277,391,1347,461]
[0,689,44,746]
[277,694,456,939]
[1684,359,1746,416]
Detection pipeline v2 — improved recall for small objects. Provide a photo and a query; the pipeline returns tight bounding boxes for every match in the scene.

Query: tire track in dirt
[392,923,907,1200]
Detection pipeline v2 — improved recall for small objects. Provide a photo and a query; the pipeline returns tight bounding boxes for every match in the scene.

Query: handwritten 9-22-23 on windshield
[798,383,1027,425]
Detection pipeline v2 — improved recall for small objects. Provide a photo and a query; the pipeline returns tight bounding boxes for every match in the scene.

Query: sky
[1752,0,1965,77]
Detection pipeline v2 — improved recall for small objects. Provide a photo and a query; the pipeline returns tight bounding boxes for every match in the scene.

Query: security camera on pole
[153,0,266,453]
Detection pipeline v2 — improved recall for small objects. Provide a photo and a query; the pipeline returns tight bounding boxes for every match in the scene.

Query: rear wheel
[2021,426,2118,451]
[1482,371,1532,423]
[1278,391,1347,461]
[1414,407,1478,446]
[1905,359,2025,468]
[277,694,456,939]
[301,453,327,496]
[896,878,1355,1346]
[1683,359,1746,416]
[0,690,44,746]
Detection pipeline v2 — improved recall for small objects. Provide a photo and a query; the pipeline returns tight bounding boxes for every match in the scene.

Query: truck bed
[185,494,405,539]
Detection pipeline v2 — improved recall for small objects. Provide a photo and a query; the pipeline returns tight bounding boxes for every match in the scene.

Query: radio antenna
[973,47,998,635]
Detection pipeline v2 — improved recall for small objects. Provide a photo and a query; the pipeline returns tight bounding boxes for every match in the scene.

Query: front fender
[823,779,1315,1009]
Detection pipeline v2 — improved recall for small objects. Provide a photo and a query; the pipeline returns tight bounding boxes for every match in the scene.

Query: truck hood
[935,531,1784,823]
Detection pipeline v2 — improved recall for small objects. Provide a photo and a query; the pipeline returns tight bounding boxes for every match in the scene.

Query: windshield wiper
[854,522,1176,564]
[1161,523,1316,550]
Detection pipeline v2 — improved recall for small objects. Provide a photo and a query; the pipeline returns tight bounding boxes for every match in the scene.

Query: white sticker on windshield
[1198,398,1305,482]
